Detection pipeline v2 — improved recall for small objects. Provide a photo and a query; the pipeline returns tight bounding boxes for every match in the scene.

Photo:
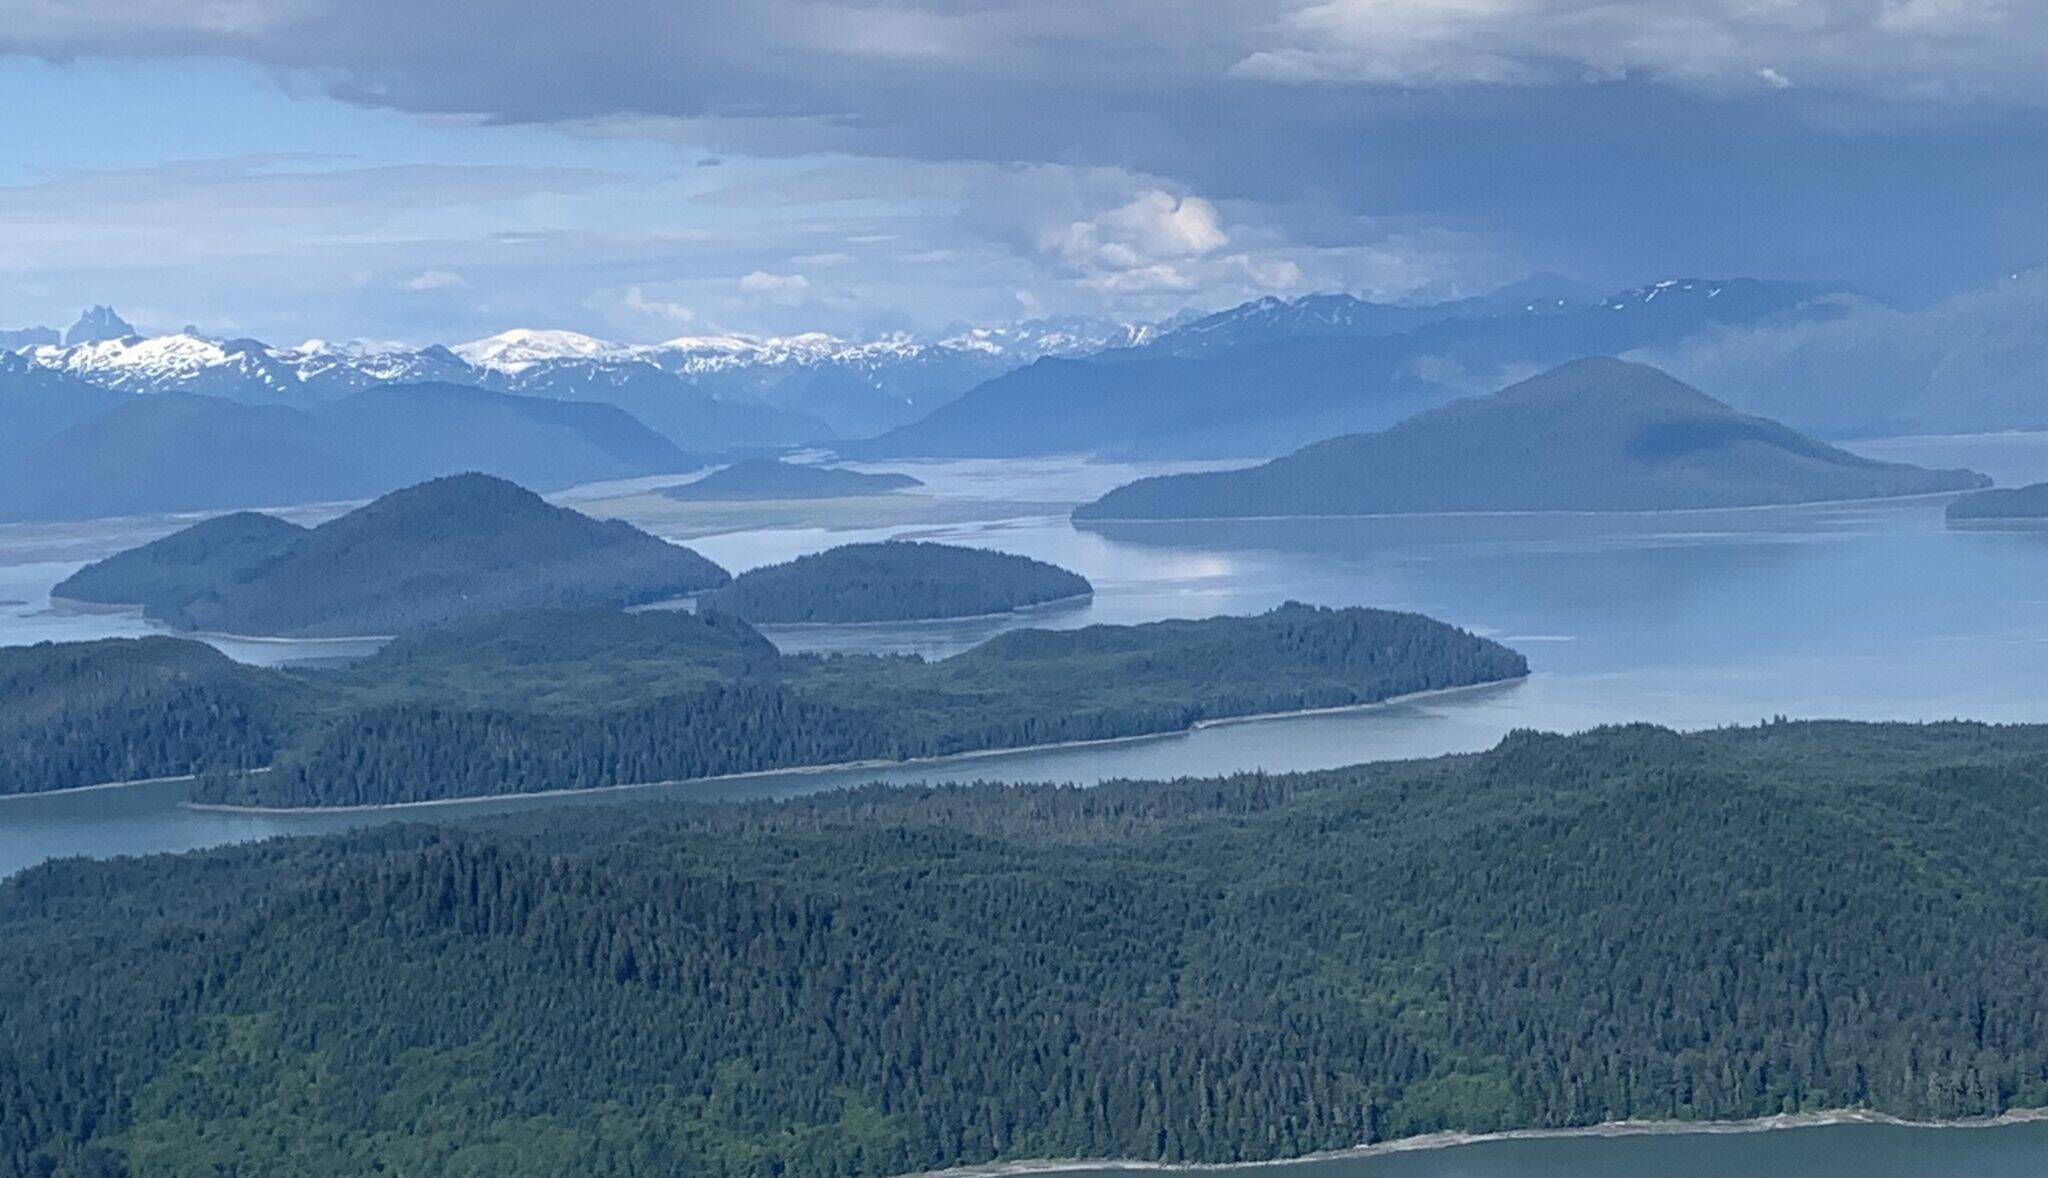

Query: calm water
[1041,1120,2048,1177]
[9,442,2048,1174]
[8,437,2048,883]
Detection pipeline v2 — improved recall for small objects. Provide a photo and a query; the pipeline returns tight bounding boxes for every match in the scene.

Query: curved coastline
[46,597,397,644]
[177,675,1528,816]
[1072,489,1974,526]
[898,1107,2048,1178]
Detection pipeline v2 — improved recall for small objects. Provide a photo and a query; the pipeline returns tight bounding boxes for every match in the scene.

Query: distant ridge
[854,279,1840,460]
[1074,358,1988,519]
[0,382,696,522]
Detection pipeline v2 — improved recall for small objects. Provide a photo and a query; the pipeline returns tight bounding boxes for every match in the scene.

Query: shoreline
[1072,489,1975,526]
[898,1107,2048,1178]
[3,765,272,802]
[45,598,397,645]
[177,675,1528,816]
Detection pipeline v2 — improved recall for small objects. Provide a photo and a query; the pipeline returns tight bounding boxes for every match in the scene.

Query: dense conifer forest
[699,541,1091,623]
[0,604,1523,805]
[0,638,302,796]
[195,603,1522,807]
[6,721,2048,1177]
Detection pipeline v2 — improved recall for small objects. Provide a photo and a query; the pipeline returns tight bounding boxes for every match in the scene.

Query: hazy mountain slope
[0,384,697,522]
[308,382,692,491]
[0,394,366,521]
[0,354,129,463]
[1075,358,1987,518]
[859,279,1838,460]
[852,340,1449,459]
[1640,268,2048,437]
[492,361,835,448]
[164,473,730,637]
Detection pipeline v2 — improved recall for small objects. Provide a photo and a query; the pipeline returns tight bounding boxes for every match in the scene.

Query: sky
[0,0,2044,344]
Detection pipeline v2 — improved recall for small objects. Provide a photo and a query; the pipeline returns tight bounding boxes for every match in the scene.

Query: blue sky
[2,2,2044,344]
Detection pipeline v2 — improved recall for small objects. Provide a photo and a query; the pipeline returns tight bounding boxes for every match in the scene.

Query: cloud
[402,269,468,291]
[1233,0,2042,98]
[1633,267,2048,435]
[1044,191,1227,281]
[5,0,2042,313]
[620,284,695,324]
[738,270,808,294]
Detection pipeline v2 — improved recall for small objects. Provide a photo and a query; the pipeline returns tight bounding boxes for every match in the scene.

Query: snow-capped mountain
[451,317,1146,377]
[7,310,1155,442]
[26,334,304,397]
[1140,275,1601,358]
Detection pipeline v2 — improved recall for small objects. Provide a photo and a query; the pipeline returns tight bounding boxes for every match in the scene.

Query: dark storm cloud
[6,0,2047,299]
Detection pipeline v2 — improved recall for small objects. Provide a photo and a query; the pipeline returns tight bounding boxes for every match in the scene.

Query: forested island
[665,458,923,500]
[1073,358,1988,519]
[52,473,730,637]
[1947,482,2048,523]
[700,541,1091,623]
[0,603,1522,803]
[6,720,2048,1177]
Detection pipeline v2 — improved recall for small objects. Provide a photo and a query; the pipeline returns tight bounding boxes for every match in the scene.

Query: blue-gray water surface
[1033,1119,2048,1177]
[8,438,2048,1174]
[8,439,2048,879]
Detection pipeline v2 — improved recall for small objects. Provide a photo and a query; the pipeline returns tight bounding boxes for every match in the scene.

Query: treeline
[1,603,1522,805]
[204,683,896,807]
[9,721,2048,1177]
[191,603,1524,807]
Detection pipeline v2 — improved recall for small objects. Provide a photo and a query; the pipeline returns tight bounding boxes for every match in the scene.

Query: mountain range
[8,314,1153,444]
[1073,358,1989,518]
[854,278,1845,459]
[7,271,2028,522]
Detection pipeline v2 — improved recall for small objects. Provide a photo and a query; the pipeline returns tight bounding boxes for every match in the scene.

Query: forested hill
[0,638,304,797]
[1074,358,1987,519]
[60,473,730,637]
[665,458,923,501]
[51,511,307,613]
[1947,482,2048,522]
[700,541,1091,622]
[9,721,2048,1177]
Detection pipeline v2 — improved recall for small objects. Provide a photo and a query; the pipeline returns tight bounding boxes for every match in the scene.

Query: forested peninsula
[0,603,1524,805]
[6,721,2048,1177]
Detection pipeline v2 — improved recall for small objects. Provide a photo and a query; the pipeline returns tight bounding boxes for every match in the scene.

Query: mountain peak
[64,305,136,346]
[451,328,621,373]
